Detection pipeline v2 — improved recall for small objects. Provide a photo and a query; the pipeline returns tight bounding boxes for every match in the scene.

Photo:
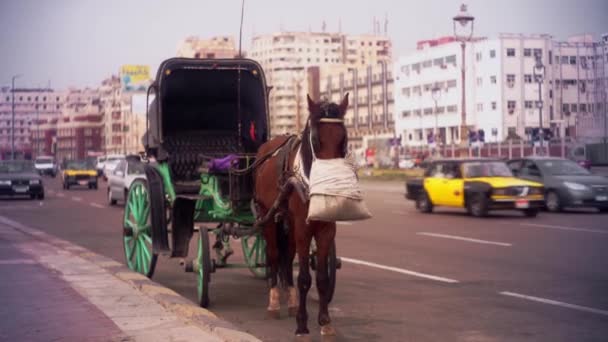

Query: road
[1,177,607,341]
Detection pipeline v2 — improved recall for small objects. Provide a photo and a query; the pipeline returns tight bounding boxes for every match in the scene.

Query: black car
[0,160,45,199]
[507,157,608,212]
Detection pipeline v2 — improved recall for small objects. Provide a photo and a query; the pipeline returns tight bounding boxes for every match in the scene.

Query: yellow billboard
[120,65,150,91]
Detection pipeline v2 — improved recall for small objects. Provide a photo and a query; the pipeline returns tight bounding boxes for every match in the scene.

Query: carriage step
[176,194,213,201]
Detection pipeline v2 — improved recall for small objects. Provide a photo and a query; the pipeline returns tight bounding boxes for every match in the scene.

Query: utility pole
[11,74,22,160]
[533,54,546,155]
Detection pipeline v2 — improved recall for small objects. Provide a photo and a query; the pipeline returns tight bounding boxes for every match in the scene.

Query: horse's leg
[295,219,313,337]
[315,222,337,336]
[262,213,281,319]
[286,215,298,317]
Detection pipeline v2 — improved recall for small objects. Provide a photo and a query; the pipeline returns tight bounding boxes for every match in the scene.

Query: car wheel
[545,191,562,213]
[599,207,608,213]
[468,193,488,217]
[523,208,538,217]
[416,192,433,213]
[108,189,117,206]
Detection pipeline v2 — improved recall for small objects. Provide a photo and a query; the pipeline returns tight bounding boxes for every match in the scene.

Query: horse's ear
[338,93,349,117]
[307,94,319,116]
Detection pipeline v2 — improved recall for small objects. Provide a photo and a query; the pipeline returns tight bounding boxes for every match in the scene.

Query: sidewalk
[0,216,260,342]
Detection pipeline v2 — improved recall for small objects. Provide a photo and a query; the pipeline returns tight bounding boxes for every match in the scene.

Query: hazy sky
[1,0,607,89]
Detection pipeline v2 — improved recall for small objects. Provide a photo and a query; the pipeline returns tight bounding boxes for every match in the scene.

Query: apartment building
[54,89,103,161]
[314,62,394,150]
[176,36,239,59]
[394,33,608,146]
[250,31,392,135]
[0,87,64,159]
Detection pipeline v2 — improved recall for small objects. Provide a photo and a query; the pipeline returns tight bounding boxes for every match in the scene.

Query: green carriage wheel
[241,233,269,279]
[123,179,158,278]
[197,227,211,308]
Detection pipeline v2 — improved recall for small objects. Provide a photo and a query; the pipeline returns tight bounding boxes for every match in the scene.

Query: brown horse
[254,94,349,339]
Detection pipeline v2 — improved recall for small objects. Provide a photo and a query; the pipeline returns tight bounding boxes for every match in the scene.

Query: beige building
[315,62,395,150]
[176,36,239,59]
[249,31,392,135]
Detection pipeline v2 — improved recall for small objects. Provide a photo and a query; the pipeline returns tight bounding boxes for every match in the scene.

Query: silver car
[107,158,146,205]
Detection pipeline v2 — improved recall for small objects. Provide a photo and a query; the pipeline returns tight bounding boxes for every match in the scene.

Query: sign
[120,65,151,91]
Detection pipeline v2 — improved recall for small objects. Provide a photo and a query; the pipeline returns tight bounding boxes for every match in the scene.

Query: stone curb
[0,216,261,342]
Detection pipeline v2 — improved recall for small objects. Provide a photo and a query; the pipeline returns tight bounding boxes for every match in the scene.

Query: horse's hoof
[267,309,281,320]
[288,306,298,317]
[294,334,312,342]
[320,324,337,336]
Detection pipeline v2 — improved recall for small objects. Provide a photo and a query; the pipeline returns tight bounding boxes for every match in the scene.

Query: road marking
[71,196,82,202]
[90,202,104,209]
[341,257,459,283]
[417,232,512,247]
[0,259,37,265]
[337,221,353,225]
[500,291,608,317]
[57,193,65,198]
[520,223,608,235]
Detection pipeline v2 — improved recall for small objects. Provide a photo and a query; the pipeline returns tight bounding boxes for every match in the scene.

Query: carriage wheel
[197,227,211,308]
[241,233,269,279]
[310,240,337,303]
[123,179,158,278]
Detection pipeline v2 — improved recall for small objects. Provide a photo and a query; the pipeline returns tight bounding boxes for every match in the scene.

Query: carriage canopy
[144,58,270,155]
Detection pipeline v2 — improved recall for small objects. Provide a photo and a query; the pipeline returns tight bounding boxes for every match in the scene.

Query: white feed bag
[307,157,372,222]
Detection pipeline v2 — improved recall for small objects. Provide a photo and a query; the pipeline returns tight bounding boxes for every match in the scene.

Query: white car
[107,158,146,205]
[102,154,125,180]
[34,156,57,177]
[96,156,107,176]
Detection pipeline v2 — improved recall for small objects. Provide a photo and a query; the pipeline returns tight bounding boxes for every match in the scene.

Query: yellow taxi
[61,159,98,190]
[405,158,544,217]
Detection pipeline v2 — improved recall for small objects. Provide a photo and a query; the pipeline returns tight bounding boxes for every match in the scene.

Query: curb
[0,216,260,342]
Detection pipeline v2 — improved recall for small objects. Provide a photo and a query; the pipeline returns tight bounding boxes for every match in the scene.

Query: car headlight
[0,180,11,186]
[564,182,588,191]
[29,179,41,185]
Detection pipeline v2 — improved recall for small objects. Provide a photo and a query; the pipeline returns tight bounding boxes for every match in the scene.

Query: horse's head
[306,93,349,160]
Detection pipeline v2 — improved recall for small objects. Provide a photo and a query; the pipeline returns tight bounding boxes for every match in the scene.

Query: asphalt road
[1,177,608,341]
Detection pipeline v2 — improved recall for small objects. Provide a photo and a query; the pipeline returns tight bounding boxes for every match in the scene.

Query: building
[313,62,394,151]
[250,31,392,135]
[54,88,103,161]
[394,33,608,147]
[176,36,239,59]
[0,87,64,159]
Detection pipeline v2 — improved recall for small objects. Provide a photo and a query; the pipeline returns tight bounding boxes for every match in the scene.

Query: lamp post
[453,4,474,148]
[431,84,441,149]
[533,54,545,154]
[11,74,22,160]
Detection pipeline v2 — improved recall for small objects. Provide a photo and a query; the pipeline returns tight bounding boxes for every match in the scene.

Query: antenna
[238,0,245,58]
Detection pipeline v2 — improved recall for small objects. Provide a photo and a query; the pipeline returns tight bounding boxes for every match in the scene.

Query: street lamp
[431,84,441,153]
[533,54,545,154]
[11,74,23,160]
[453,4,474,148]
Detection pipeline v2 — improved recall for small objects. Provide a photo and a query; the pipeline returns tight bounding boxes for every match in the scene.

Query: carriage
[122,58,338,308]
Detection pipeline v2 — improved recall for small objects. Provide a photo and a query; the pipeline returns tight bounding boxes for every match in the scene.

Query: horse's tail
[276,218,290,289]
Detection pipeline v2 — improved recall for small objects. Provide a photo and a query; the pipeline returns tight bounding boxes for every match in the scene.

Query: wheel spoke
[140,238,151,260]
[142,231,152,244]
[134,240,143,273]
[125,219,137,230]
[139,239,149,273]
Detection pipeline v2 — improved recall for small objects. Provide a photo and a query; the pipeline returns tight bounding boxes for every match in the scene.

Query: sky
[1,0,607,89]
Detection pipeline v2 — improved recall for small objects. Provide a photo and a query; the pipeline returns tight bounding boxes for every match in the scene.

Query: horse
[253,93,349,339]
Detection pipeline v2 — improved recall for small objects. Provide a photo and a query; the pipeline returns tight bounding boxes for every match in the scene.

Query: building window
[524,101,534,109]
[490,49,496,58]
[533,48,542,58]
[491,102,497,110]
[524,74,533,83]
[475,52,482,61]
[445,55,456,65]
[580,103,587,112]
[524,48,532,57]
[561,56,568,64]
[548,51,553,64]
[476,103,483,111]
[569,56,576,65]
[506,74,516,84]
[562,103,569,112]
[506,48,516,57]
[402,87,410,96]
[446,79,457,88]
[490,76,497,84]
[570,104,577,112]
[447,105,457,112]
[402,110,411,118]
[507,101,516,110]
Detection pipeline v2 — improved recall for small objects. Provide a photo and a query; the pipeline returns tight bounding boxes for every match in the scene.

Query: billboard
[120,65,150,91]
